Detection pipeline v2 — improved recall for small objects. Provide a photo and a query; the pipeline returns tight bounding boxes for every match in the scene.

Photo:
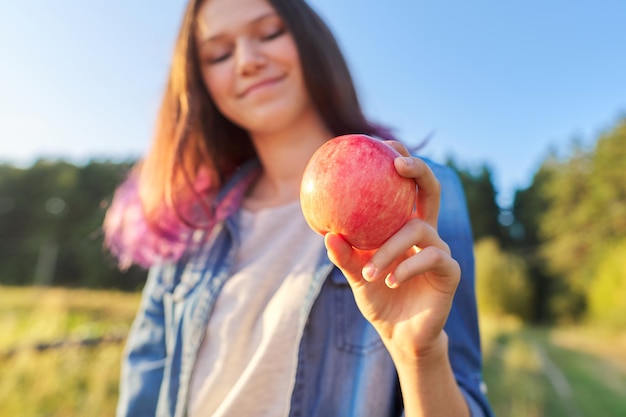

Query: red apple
[300,134,416,250]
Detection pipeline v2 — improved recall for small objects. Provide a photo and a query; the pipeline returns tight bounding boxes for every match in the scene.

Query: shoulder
[420,157,467,208]
[419,157,474,240]
[420,157,460,189]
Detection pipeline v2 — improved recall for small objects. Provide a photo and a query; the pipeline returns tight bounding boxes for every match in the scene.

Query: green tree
[539,117,626,321]
[446,159,502,242]
[587,238,626,329]
[474,237,533,321]
[0,159,145,290]
[508,162,557,322]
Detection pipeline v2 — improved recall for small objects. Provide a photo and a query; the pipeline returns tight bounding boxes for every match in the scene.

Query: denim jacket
[116,158,495,417]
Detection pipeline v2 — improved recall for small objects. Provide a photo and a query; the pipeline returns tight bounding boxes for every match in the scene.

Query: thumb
[325,233,374,285]
[324,232,354,269]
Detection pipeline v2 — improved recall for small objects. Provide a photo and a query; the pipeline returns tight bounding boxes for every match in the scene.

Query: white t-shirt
[188,200,325,417]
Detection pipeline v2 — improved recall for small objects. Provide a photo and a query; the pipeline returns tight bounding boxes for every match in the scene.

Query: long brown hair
[104,0,394,268]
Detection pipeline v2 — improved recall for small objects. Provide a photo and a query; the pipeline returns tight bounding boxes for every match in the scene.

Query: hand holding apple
[313,140,468,415]
[311,139,461,360]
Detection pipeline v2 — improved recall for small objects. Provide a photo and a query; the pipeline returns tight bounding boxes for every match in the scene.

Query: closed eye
[208,52,232,64]
[261,27,286,42]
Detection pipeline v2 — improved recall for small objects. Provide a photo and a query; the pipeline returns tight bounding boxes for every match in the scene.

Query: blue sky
[1,0,625,206]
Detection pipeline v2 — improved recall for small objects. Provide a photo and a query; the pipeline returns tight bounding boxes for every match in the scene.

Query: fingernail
[385,274,398,289]
[362,263,377,281]
[402,157,414,166]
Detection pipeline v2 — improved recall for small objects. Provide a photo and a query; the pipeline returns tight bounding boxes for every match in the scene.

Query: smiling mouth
[239,75,286,98]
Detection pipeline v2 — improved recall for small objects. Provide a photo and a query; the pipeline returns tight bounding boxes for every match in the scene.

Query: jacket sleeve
[426,160,495,417]
[116,264,170,417]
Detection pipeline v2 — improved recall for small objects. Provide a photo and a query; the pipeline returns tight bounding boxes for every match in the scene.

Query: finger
[361,218,449,282]
[383,140,410,157]
[394,156,441,229]
[387,246,460,293]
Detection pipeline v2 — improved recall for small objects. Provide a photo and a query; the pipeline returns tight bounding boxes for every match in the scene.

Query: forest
[1,116,624,328]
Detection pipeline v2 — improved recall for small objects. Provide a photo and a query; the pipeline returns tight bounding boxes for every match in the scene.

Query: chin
[243,101,309,134]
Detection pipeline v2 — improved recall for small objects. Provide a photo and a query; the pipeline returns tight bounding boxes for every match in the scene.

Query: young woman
[104,0,494,416]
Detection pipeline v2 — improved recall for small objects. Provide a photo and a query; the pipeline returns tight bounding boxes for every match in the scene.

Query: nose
[235,38,266,75]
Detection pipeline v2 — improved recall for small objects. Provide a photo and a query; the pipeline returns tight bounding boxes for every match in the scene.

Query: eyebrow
[197,12,279,43]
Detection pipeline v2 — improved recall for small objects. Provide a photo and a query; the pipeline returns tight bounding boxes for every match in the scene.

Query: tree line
[0,160,146,291]
[1,116,624,326]
[461,116,626,328]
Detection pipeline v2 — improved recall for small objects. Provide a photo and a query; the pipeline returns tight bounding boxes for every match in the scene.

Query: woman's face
[195,0,315,134]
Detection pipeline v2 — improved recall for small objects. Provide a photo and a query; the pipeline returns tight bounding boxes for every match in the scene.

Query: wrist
[384,330,449,368]
[386,331,470,417]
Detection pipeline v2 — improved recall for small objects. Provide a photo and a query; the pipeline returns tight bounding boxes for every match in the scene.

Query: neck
[245,114,332,210]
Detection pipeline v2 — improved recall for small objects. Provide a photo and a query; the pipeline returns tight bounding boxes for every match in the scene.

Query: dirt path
[533,343,584,417]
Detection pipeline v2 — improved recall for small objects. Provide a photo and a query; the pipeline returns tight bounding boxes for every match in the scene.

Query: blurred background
[1,1,625,416]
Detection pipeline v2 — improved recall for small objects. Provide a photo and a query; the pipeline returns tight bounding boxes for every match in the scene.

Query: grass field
[1,286,625,416]
[480,316,626,417]
[0,286,139,417]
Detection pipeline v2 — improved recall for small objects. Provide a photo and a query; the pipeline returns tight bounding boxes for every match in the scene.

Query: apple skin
[300,134,416,250]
